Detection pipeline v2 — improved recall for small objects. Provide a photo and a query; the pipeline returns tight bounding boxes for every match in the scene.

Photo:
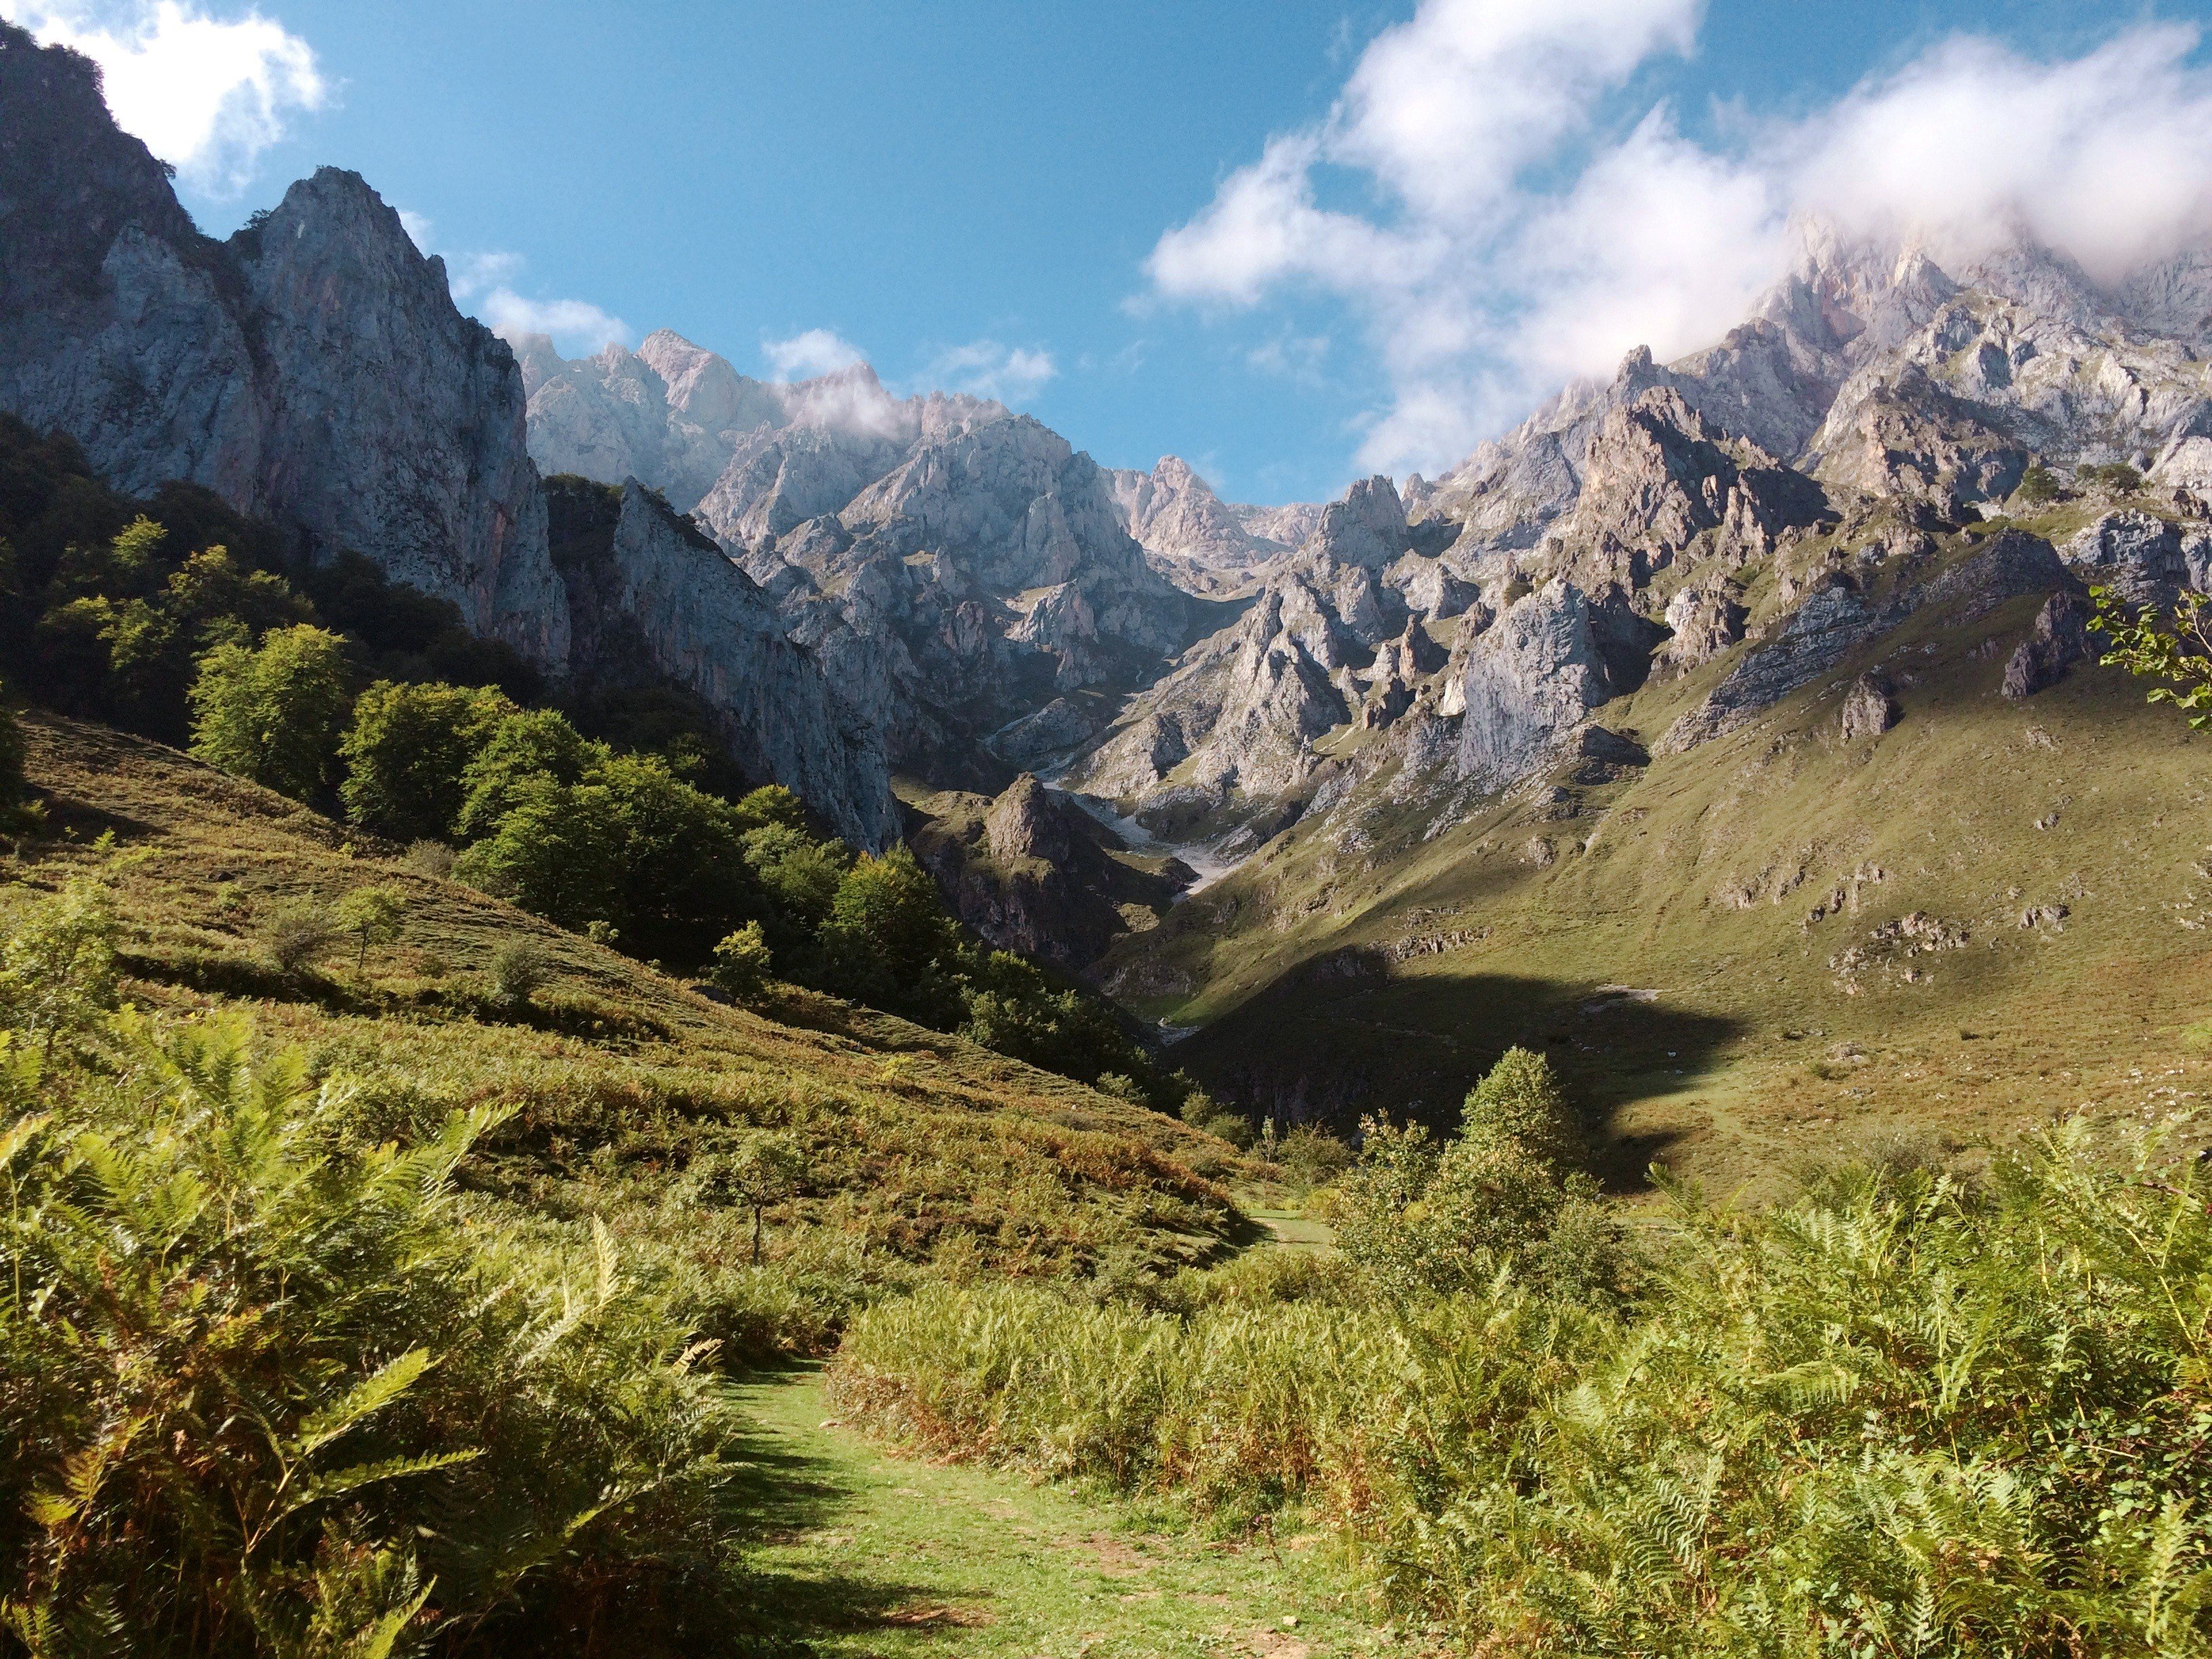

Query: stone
[1839,672,1901,741]
[2002,590,2093,699]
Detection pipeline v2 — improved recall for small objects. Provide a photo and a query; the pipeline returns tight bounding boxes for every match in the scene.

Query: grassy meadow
[1107,515,2212,1195]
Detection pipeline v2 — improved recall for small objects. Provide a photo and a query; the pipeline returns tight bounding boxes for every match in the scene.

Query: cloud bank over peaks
[1147,1,2212,476]
[5,0,326,194]
[398,215,630,357]
[762,327,868,380]
[924,340,1057,405]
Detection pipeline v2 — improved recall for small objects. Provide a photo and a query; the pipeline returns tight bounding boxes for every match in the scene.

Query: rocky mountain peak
[0,31,567,666]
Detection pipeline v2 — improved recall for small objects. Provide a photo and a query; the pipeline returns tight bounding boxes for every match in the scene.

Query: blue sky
[12,1,2212,503]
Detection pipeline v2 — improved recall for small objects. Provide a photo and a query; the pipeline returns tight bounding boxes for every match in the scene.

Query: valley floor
[726,1368,1402,1658]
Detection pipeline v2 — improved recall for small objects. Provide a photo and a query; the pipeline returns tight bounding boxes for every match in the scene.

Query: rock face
[1105,456,1303,596]
[1450,581,1660,787]
[0,24,567,666]
[2003,590,2093,699]
[527,337,1202,780]
[907,775,1191,970]
[552,480,899,846]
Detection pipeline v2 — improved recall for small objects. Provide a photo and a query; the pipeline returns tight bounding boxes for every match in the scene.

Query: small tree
[2092,585,2212,728]
[1330,1046,1616,1298]
[188,623,352,802]
[708,922,773,1000]
[1461,1044,1584,1169]
[714,1134,808,1265]
[487,939,547,1007]
[2013,462,2059,506]
[334,884,407,972]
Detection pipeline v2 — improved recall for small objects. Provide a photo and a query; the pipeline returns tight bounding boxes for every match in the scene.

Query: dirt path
[722,1367,1404,1658]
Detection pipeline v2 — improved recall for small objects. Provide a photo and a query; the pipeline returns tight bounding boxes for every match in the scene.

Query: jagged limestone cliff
[0,22,565,665]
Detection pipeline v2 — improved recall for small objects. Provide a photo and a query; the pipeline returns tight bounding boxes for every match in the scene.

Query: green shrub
[2013,460,2060,504]
[0,871,119,1059]
[1275,1124,1352,1187]
[0,1012,744,1652]
[487,938,548,1006]
[707,920,773,1000]
[1329,1046,1622,1297]
[258,901,334,977]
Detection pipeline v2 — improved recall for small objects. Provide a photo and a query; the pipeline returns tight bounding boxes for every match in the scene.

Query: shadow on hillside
[20,785,151,845]
[721,1366,990,1655]
[1179,968,1746,1193]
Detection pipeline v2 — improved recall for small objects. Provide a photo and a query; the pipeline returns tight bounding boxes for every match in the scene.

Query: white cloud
[923,340,1057,405]
[405,212,628,356]
[5,0,326,194]
[1148,5,2212,475]
[762,327,868,380]
[473,291,630,353]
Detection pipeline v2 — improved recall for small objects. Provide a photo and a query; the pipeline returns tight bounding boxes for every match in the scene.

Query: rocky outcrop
[1839,671,1901,741]
[1106,455,1300,595]
[2003,590,2093,699]
[2060,512,2211,609]
[1446,581,1662,788]
[0,24,567,666]
[908,775,1191,970]
[1662,531,2071,752]
[551,479,899,847]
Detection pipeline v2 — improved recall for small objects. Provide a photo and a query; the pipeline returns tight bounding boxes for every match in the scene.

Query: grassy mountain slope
[12,712,1250,1311]
[1107,521,2212,1196]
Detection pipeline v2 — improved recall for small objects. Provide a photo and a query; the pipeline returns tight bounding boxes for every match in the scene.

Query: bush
[488,938,548,1006]
[1275,1124,1352,1187]
[258,901,334,977]
[0,871,119,1059]
[707,921,773,1000]
[1327,1046,1622,1298]
[404,838,456,879]
[2013,460,2060,504]
[188,623,352,802]
[0,1012,745,1651]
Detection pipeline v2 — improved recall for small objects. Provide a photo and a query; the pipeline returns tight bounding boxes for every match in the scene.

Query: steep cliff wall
[0,22,566,665]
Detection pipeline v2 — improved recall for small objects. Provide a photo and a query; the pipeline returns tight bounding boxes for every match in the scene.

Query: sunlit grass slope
[12,712,1250,1330]
[1111,536,2212,1195]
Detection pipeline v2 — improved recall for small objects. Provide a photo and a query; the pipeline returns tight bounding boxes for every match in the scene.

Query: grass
[1101,530,2212,1197]
[7,710,1261,1339]
[727,1367,1406,1658]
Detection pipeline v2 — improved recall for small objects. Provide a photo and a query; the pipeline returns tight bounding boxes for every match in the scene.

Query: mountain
[1073,226,2212,1181]
[520,335,1218,782]
[0,23,899,847]
[0,25,565,666]
[1103,455,1314,596]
